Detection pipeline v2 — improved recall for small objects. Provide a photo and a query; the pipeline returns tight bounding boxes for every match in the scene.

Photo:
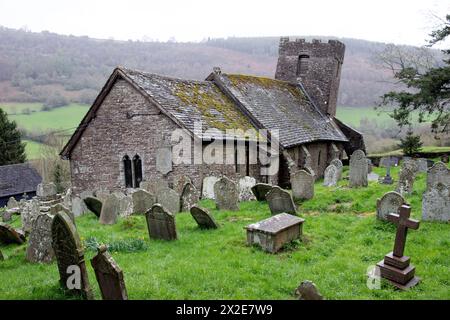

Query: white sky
[0,0,449,46]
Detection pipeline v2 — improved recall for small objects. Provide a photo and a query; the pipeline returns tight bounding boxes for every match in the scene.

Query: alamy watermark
[170,121,280,176]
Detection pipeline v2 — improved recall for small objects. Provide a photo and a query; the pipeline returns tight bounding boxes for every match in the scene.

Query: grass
[23,139,46,160]
[3,103,89,132]
[1,165,449,300]
[370,146,450,157]
[0,102,44,114]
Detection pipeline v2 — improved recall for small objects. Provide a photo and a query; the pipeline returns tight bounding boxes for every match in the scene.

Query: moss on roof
[173,81,258,138]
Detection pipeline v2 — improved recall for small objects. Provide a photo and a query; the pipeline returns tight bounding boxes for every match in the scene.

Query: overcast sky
[0,0,449,46]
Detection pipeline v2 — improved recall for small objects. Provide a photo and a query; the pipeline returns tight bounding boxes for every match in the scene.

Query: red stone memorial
[376,204,420,290]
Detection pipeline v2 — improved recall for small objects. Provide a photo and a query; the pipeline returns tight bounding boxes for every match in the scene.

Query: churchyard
[0,161,448,300]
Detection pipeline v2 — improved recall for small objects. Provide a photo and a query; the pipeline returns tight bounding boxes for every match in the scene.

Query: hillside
[0,26,428,107]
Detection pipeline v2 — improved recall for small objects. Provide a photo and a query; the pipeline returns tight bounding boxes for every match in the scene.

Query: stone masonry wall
[69,79,270,195]
[275,38,345,117]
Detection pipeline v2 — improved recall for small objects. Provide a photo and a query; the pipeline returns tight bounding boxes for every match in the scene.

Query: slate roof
[121,67,259,140]
[212,73,348,148]
[0,163,42,198]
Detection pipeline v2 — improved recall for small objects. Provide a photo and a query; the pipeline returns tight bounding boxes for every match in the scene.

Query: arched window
[297,54,310,76]
[123,155,133,188]
[133,155,143,188]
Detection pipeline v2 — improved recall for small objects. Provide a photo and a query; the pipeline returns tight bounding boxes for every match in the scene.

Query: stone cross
[386,204,420,257]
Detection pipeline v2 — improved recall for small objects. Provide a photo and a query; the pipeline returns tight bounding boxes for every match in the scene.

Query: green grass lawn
[0,102,44,114]
[4,103,89,132]
[1,165,449,300]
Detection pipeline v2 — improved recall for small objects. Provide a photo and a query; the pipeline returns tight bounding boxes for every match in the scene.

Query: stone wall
[275,38,345,117]
[69,79,271,195]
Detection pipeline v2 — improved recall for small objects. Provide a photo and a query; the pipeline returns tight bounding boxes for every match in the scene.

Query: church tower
[275,37,345,117]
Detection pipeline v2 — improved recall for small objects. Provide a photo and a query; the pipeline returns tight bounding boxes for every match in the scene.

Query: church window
[297,54,310,76]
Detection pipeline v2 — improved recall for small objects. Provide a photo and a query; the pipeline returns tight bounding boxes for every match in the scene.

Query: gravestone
[396,167,415,195]
[26,213,54,263]
[63,188,72,209]
[295,280,324,300]
[91,245,128,300]
[156,147,173,174]
[145,204,177,240]
[36,182,57,200]
[72,196,88,217]
[131,189,156,214]
[156,187,181,214]
[379,157,391,168]
[245,213,304,253]
[2,210,13,222]
[94,190,110,203]
[84,197,102,217]
[214,177,239,211]
[291,170,314,200]
[140,177,169,195]
[50,203,75,224]
[368,172,380,182]
[422,162,450,222]
[402,159,419,175]
[113,192,133,217]
[180,183,199,212]
[21,198,40,233]
[381,160,394,185]
[376,191,405,221]
[202,176,219,199]
[190,206,219,229]
[330,159,343,180]
[376,205,420,290]
[99,194,120,225]
[323,165,339,187]
[238,176,257,201]
[251,183,273,201]
[416,158,428,173]
[266,186,296,215]
[367,159,373,173]
[174,175,193,195]
[349,150,368,187]
[7,197,19,209]
[0,222,26,244]
[51,212,93,299]
[441,154,449,163]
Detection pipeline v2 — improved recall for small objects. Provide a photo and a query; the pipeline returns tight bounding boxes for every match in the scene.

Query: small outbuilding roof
[0,163,42,198]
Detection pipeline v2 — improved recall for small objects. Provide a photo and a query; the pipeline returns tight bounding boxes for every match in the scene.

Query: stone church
[61,37,365,195]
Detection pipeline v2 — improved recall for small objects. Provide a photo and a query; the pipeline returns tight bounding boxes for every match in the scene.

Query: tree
[380,14,450,134]
[0,108,26,165]
[398,128,423,156]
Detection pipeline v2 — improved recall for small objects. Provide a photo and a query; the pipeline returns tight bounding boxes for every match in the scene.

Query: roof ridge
[118,66,211,85]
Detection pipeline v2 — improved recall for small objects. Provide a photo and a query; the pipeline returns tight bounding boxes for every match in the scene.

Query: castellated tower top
[275,37,345,117]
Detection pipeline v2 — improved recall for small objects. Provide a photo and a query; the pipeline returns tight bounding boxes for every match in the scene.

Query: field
[23,139,44,160]
[1,165,449,300]
[336,106,396,127]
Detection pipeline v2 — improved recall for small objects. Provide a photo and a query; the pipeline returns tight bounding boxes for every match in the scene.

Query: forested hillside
[0,26,436,107]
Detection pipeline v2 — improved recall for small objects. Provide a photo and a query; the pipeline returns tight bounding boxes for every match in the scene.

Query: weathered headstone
[349,150,368,187]
[245,213,304,253]
[26,213,55,263]
[380,161,394,185]
[36,182,57,200]
[323,165,339,187]
[51,212,93,299]
[113,192,133,217]
[94,190,110,203]
[396,167,415,195]
[376,191,405,221]
[295,280,324,300]
[190,206,218,229]
[330,159,343,180]
[202,176,219,199]
[376,205,420,290]
[72,196,88,217]
[174,175,193,195]
[84,197,102,218]
[180,183,199,212]
[266,186,296,215]
[402,159,419,175]
[7,197,19,209]
[214,177,239,211]
[0,222,26,244]
[21,198,40,233]
[441,154,449,163]
[131,189,156,214]
[91,245,128,300]
[238,176,257,201]
[49,203,74,224]
[156,187,181,214]
[368,172,380,182]
[416,158,428,173]
[145,204,177,240]
[422,162,450,222]
[99,194,120,225]
[291,170,314,200]
[140,178,169,195]
[251,183,273,201]
[367,159,373,173]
